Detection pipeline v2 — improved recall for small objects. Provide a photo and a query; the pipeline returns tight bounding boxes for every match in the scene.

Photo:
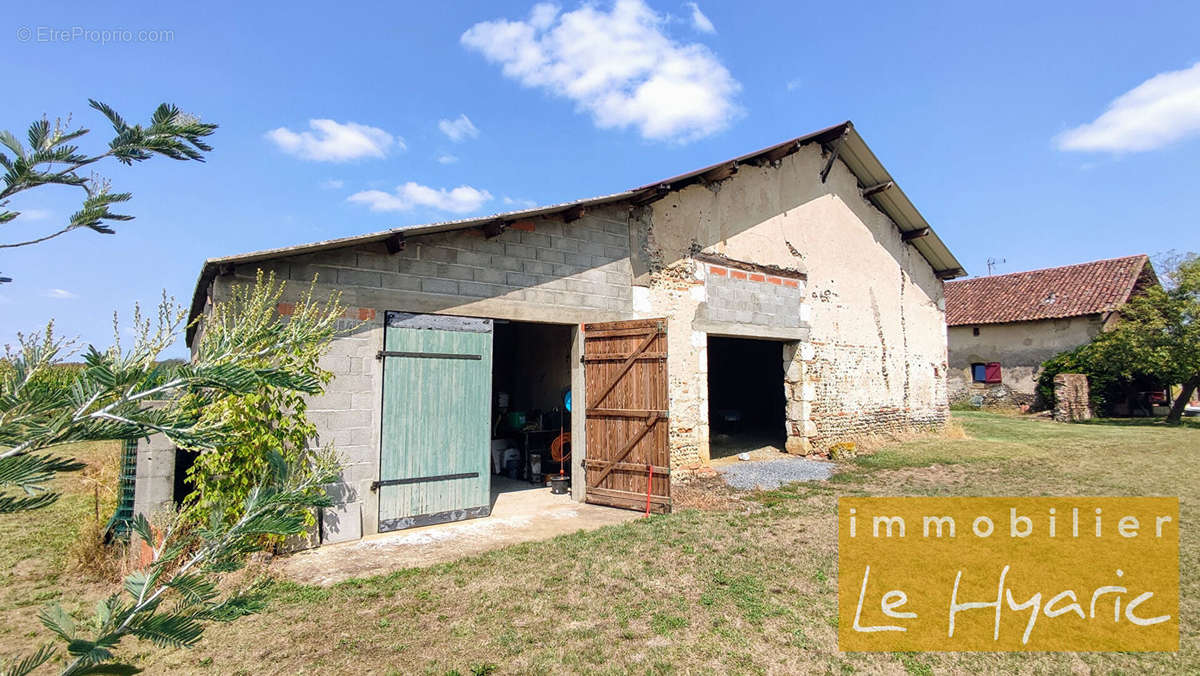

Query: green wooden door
[378,312,492,532]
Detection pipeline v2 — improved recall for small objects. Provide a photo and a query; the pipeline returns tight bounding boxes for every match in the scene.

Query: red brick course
[277,303,377,322]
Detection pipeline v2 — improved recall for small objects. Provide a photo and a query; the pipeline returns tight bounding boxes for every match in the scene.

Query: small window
[971,362,1002,383]
[972,327,980,336]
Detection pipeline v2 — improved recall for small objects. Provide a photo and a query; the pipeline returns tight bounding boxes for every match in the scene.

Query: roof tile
[944,255,1151,326]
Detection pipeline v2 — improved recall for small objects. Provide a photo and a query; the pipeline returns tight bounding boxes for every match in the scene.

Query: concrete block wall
[700,263,808,329]
[243,210,634,319]
[132,432,176,522]
[208,207,638,542]
[306,316,383,541]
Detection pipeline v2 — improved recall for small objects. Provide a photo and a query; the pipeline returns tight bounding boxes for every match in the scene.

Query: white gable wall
[642,144,949,463]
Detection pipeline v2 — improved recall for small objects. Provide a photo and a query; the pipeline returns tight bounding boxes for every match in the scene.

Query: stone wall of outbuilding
[947,316,1105,406]
[641,143,949,455]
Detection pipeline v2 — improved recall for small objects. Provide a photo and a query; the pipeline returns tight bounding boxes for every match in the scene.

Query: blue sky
[3,1,1198,357]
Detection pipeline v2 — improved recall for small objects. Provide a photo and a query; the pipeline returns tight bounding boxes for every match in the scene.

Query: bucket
[504,411,526,432]
[490,440,509,474]
[501,447,520,479]
[550,475,569,494]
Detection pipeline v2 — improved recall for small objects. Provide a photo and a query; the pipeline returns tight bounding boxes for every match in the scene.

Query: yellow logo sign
[838,497,1178,651]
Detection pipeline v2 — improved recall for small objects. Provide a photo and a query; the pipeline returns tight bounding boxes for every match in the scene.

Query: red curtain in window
[984,362,1002,384]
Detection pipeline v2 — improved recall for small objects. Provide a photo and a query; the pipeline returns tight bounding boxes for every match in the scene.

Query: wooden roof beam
[935,267,966,280]
[901,227,931,242]
[384,232,406,254]
[816,127,854,183]
[862,181,894,198]
[701,161,737,185]
[482,220,509,238]
[563,205,586,223]
[631,185,670,207]
[757,141,801,166]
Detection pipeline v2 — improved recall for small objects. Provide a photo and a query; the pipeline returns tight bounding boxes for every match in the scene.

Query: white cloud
[786,78,802,92]
[461,0,741,143]
[502,196,538,209]
[438,115,481,142]
[265,119,401,161]
[14,208,52,221]
[436,154,459,164]
[348,182,493,214]
[1057,62,1200,152]
[44,288,77,299]
[319,179,345,189]
[685,2,715,33]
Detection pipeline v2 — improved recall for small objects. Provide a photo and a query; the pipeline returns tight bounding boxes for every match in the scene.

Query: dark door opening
[707,336,786,460]
[490,320,574,499]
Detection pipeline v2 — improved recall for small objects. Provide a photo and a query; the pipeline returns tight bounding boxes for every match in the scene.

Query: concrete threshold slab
[272,481,639,586]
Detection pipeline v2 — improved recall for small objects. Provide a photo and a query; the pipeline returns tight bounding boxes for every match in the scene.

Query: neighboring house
[944,255,1157,405]
[138,121,964,546]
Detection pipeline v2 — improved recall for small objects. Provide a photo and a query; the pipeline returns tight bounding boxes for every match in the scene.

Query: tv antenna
[986,257,1006,276]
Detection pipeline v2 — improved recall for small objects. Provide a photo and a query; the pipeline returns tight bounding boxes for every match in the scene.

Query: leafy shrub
[1037,342,1161,415]
[183,271,346,534]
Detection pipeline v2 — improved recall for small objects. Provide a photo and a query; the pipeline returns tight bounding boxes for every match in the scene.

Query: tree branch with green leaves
[1094,252,1200,423]
[1039,252,1199,423]
[10,447,341,676]
[0,100,216,250]
[1,272,349,674]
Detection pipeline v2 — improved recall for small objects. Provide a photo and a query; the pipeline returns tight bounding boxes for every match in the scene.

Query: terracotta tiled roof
[944,255,1153,326]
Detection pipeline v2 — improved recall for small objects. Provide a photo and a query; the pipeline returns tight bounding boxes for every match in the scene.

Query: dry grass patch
[670,473,748,512]
[0,441,124,664]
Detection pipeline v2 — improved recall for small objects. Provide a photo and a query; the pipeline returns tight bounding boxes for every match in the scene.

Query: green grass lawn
[4,414,1198,674]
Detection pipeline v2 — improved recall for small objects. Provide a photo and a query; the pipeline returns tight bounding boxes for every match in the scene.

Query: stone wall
[1053,373,1093,422]
[947,316,1105,404]
[635,255,711,469]
[642,144,949,453]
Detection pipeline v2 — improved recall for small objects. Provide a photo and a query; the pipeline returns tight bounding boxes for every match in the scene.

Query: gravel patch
[716,457,835,490]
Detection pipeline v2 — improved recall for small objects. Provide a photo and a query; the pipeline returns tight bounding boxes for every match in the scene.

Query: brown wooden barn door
[582,319,670,513]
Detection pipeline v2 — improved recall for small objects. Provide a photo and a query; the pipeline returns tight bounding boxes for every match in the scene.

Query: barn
[177,121,964,545]
[944,255,1158,407]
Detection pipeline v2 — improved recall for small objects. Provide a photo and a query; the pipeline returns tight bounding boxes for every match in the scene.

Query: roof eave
[947,311,1106,327]
[186,121,967,345]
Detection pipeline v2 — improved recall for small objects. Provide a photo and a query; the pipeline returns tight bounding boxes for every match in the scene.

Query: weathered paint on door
[378,312,492,532]
[582,319,671,513]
